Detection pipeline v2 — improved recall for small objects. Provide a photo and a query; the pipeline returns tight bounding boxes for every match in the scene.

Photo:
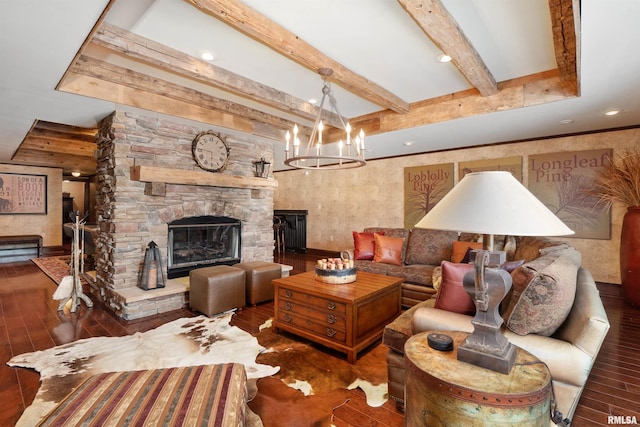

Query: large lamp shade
[414,171,574,237]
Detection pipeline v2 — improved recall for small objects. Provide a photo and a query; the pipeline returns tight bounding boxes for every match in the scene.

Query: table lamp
[414,171,574,373]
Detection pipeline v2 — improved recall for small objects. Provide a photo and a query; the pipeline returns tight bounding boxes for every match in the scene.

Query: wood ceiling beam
[548,0,579,94]
[18,136,96,158]
[397,0,498,97]
[185,0,410,114]
[92,22,343,128]
[59,56,311,140]
[346,70,575,138]
[11,149,97,175]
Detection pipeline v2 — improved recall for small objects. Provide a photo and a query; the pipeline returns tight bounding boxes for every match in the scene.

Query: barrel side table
[404,331,551,426]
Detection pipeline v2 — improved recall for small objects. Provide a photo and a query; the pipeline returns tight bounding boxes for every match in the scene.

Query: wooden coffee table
[272,271,402,363]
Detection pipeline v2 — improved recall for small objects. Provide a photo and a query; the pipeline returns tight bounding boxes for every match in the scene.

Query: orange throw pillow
[434,261,476,315]
[373,234,404,265]
[451,241,483,263]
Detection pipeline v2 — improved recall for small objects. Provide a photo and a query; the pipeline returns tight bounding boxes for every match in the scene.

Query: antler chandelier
[284,68,366,170]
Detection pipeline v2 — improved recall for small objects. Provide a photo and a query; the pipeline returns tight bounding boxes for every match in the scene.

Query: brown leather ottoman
[189,265,246,316]
[233,261,281,306]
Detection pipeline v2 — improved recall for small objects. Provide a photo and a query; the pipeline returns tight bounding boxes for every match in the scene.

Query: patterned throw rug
[8,314,279,427]
[31,256,86,286]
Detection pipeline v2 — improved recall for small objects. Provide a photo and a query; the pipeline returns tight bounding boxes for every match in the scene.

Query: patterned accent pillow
[373,234,405,265]
[434,261,475,315]
[352,231,385,260]
[502,246,581,336]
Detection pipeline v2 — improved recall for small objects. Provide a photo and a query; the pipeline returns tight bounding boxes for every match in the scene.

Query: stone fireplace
[92,111,276,319]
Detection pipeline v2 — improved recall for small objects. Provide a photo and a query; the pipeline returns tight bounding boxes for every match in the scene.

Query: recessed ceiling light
[560,119,574,125]
[403,141,413,146]
[308,98,318,105]
[435,53,452,63]
[604,109,622,116]
[200,51,215,61]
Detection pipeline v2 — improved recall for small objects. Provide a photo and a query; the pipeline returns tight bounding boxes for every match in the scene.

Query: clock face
[192,131,230,172]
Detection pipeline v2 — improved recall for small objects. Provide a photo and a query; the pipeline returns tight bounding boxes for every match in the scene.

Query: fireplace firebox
[167,216,241,278]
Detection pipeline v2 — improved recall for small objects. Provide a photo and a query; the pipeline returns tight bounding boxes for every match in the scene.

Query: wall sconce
[253,157,271,178]
[139,241,165,290]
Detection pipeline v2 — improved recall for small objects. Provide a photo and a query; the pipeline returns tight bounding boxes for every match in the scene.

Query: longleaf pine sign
[528,149,612,239]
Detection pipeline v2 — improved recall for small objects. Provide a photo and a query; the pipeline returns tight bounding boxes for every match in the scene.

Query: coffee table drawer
[278,287,346,313]
[277,309,347,343]
[278,300,346,329]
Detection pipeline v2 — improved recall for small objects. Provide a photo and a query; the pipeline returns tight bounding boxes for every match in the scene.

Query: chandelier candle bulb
[285,131,290,154]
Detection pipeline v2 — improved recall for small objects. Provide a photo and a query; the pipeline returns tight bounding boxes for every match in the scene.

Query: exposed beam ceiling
[6,0,587,174]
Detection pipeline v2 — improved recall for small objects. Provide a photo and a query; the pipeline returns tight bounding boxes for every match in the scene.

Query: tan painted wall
[0,164,63,247]
[274,127,640,284]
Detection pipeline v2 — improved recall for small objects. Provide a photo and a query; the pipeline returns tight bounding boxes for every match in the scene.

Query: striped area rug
[38,364,247,427]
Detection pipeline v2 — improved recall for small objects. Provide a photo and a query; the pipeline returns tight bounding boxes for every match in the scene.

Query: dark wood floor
[1,251,639,426]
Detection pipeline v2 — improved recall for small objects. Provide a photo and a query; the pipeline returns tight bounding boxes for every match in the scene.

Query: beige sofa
[383,236,610,426]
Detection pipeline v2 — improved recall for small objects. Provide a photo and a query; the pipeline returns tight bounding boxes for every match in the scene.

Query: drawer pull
[285,290,293,298]
[283,314,292,323]
[327,314,336,324]
[327,328,337,338]
[327,301,336,310]
[284,302,292,311]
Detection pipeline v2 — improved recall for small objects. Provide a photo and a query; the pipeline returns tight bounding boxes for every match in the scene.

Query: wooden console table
[405,331,551,426]
[272,271,402,363]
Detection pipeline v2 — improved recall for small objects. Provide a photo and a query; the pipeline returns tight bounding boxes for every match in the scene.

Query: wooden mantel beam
[397,0,498,97]
[185,0,410,114]
[92,22,343,128]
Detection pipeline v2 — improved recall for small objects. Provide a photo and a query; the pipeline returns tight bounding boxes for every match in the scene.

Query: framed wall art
[404,163,454,228]
[0,173,47,214]
[459,156,523,182]
[528,149,612,239]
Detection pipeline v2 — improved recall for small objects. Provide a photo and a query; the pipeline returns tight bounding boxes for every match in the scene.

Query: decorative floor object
[8,313,279,427]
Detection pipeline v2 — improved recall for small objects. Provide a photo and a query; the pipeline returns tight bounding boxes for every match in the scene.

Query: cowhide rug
[8,313,279,427]
[251,319,389,427]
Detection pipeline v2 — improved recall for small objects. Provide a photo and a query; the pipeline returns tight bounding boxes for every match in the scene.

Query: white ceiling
[2,0,640,171]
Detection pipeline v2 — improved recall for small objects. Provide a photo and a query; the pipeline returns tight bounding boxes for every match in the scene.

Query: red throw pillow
[434,261,476,315]
[352,231,385,260]
[373,234,404,265]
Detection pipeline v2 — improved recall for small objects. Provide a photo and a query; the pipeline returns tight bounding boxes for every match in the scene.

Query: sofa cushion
[502,246,581,336]
[434,261,476,315]
[352,231,385,260]
[405,228,458,265]
[388,264,437,287]
[374,234,405,265]
[354,259,390,276]
[451,240,483,263]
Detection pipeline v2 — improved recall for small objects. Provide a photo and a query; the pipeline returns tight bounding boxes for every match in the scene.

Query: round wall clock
[192,131,230,172]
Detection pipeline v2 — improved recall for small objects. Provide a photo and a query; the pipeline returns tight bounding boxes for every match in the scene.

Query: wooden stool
[189,265,246,316]
[233,261,281,305]
[404,331,551,426]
